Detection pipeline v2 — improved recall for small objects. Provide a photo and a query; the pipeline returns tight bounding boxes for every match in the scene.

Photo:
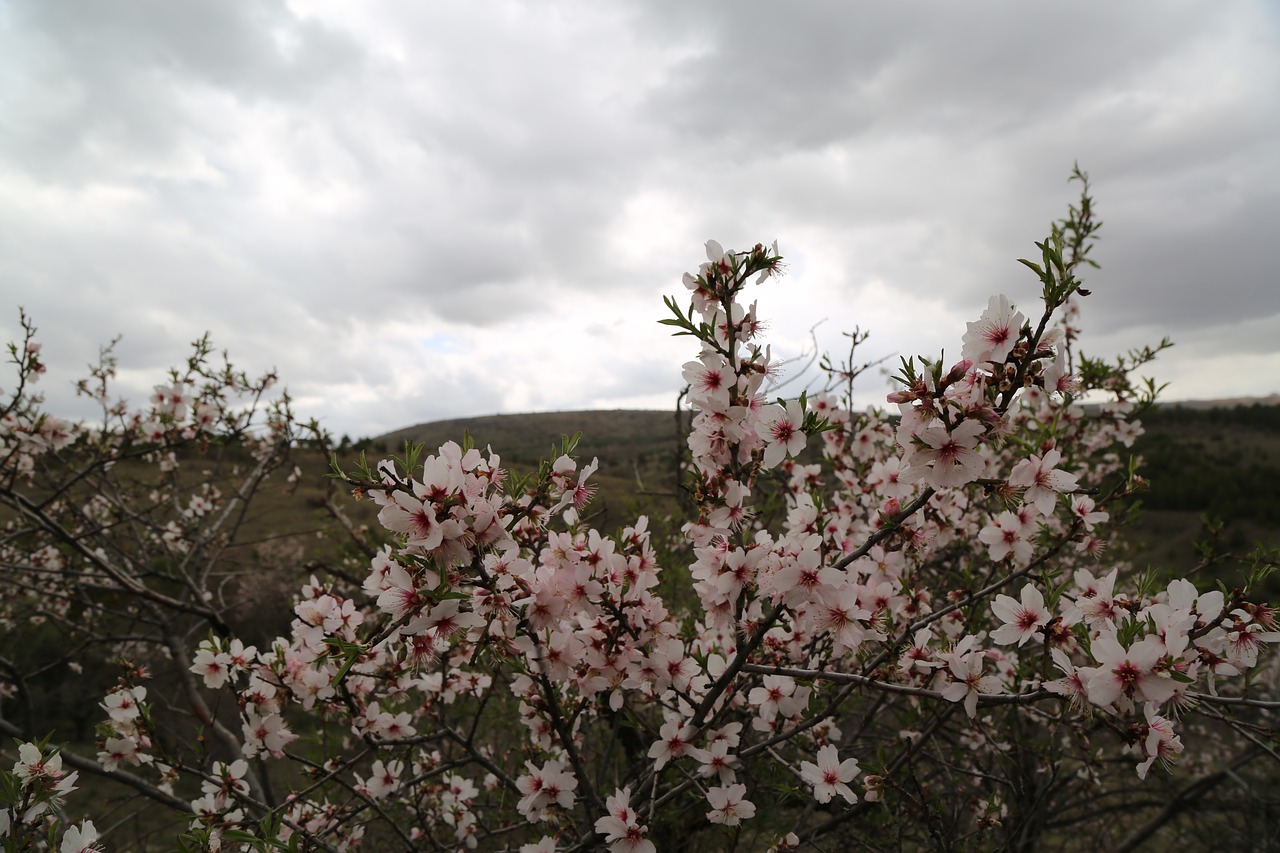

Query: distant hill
[1157,393,1280,411]
[372,396,1280,452]
[362,398,1280,587]
[370,410,692,532]
[375,409,686,470]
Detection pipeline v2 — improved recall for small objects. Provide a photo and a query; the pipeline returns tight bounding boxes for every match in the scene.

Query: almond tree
[2,169,1278,852]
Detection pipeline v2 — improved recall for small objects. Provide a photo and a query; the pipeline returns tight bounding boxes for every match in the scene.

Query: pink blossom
[363,759,403,799]
[60,820,101,853]
[683,355,735,412]
[1135,703,1183,779]
[1009,449,1078,515]
[14,742,62,781]
[404,598,485,640]
[939,638,1005,717]
[375,563,427,620]
[990,584,1051,646]
[648,720,705,769]
[1223,611,1280,669]
[191,646,233,689]
[1085,635,1177,707]
[978,511,1034,565]
[1070,495,1108,531]
[748,674,798,720]
[1044,649,1089,711]
[757,401,807,469]
[102,686,146,725]
[962,294,1025,365]
[377,490,444,551]
[516,759,578,822]
[706,783,755,825]
[1071,568,1124,628]
[898,628,944,675]
[866,456,913,499]
[594,787,655,853]
[903,419,987,488]
[1042,349,1077,395]
[799,744,860,804]
[243,712,298,758]
[698,738,741,785]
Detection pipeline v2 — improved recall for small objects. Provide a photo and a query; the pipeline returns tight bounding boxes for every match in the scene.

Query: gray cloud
[1,0,1277,437]
[2,0,363,180]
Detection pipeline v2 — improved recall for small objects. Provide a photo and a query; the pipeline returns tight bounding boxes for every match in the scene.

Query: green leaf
[323,637,367,687]
[1017,258,1045,277]
[222,829,267,846]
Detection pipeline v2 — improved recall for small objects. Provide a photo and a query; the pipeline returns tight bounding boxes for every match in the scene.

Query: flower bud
[944,360,973,385]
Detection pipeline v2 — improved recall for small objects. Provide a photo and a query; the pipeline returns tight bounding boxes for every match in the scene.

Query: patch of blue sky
[420,333,465,354]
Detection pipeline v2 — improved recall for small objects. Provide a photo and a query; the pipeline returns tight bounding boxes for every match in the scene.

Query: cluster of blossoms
[2,175,1278,850]
[591,787,655,853]
[0,327,75,479]
[2,742,98,852]
[191,759,251,831]
[97,682,152,773]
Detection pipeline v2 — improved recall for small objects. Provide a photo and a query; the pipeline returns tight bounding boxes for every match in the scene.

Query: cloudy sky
[2,0,1277,439]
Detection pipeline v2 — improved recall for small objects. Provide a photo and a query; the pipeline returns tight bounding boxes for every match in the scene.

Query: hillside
[367,409,692,532]
[1120,400,1280,582]
[360,400,1280,583]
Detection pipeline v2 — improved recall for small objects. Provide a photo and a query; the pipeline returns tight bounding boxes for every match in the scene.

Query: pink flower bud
[945,360,973,384]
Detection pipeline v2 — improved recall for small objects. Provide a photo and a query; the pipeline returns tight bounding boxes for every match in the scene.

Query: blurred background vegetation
[1117,401,1280,596]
